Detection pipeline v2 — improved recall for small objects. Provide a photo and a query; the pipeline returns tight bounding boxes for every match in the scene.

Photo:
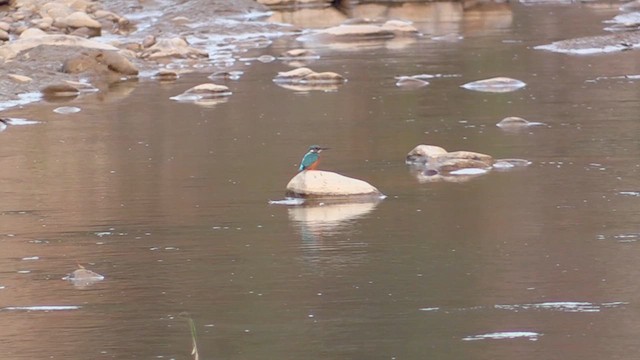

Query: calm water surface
[2,3,640,360]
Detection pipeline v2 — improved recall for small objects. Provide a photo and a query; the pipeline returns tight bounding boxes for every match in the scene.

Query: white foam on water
[268,198,306,206]
[418,307,440,312]
[619,191,640,196]
[21,256,39,261]
[450,168,489,175]
[3,305,81,311]
[53,106,81,114]
[463,331,541,341]
[3,117,40,126]
[535,43,629,54]
[0,92,42,111]
[495,301,627,312]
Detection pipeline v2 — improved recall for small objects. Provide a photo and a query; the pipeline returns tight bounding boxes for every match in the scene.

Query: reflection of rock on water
[289,201,379,269]
[288,201,378,227]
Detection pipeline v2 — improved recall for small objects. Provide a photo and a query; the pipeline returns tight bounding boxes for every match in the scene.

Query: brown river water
[2,2,640,360]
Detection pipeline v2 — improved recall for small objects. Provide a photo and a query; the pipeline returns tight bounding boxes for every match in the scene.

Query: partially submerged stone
[535,31,640,54]
[493,158,532,169]
[497,116,546,129]
[405,144,448,164]
[63,264,104,288]
[395,76,429,88]
[461,77,526,93]
[406,145,494,176]
[274,67,346,86]
[281,48,317,58]
[286,170,383,198]
[8,74,32,83]
[41,83,80,98]
[299,71,345,84]
[274,67,315,81]
[170,83,232,103]
[153,69,179,81]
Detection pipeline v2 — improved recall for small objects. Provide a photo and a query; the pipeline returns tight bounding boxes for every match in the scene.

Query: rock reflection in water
[288,200,380,267]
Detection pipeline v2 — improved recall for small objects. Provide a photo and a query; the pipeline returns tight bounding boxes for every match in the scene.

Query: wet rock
[281,48,317,58]
[496,116,546,129]
[535,31,640,54]
[440,151,494,166]
[405,144,448,163]
[274,67,315,81]
[142,35,156,48]
[0,22,10,32]
[406,145,493,175]
[299,71,345,84]
[620,0,640,12]
[461,77,526,93]
[286,170,383,198]
[298,19,418,43]
[63,264,104,288]
[8,74,32,83]
[41,83,80,98]
[274,67,346,85]
[380,20,419,35]
[62,49,139,77]
[141,37,208,59]
[58,11,102,37]
[19,27,47,38]
[0,29,8,41]
[395,76,429,88]
[0,33,118,60]
[153,69,179,81]
[493,158,532,169]
[170,83,232,103]
[208,70,243,80]
[300,24,395,42]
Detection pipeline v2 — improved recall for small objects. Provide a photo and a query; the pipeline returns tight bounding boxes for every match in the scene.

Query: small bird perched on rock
[298,145,329,171]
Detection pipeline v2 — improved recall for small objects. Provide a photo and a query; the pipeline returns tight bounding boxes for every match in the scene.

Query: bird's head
[309,145,329,153]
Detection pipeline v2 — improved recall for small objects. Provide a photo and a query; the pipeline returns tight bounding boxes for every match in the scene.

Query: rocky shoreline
[0,0,296,109]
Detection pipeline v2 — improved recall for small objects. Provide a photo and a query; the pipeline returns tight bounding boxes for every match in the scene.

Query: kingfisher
[298,145,329,172]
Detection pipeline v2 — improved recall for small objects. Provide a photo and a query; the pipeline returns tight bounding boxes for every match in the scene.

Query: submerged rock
[281,48,318,58]
[405,144,494,177]
[152,69,179,81]
[406,144,530,182]
[535,31,640,54]
[461,77,526,93]
[63,264,104,288]
[170,83,232,103]
[496,116,546,129]
[274,67,346,88]
[286,170,383,198]
[40,83,80,99]
[395,76,429,88]
[405,144,448,163]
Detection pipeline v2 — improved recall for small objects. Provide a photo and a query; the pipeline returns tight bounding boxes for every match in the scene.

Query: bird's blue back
[299,151,319,171]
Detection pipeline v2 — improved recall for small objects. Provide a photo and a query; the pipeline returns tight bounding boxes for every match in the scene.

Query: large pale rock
[60,11,102,29]
[62,49,139,76]
[406,145,448,163]
[286,170,382,198]
[405,144,494,174]
[0,34,118,61]
[141,37,208,59]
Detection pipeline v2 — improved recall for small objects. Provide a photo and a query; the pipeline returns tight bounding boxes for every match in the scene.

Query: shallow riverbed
[1,2,640,360]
